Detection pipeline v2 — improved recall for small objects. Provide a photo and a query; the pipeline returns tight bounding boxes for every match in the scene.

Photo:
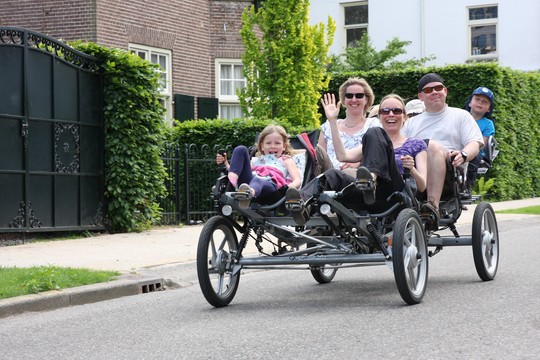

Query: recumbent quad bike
[196,134,499,307]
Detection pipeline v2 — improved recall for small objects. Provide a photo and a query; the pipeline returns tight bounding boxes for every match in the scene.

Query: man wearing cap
[402,73,484,229]
[463,87,496,197]
[405,99,425,119]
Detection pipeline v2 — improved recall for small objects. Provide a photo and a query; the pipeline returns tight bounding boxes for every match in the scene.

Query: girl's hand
[401,155,415,170]
[321,93,341,122]
[216,152,229,169]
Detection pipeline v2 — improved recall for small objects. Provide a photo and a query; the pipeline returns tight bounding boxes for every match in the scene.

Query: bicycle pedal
[232,191,250,200]
[354,181,371,191]
[285,200,303,211]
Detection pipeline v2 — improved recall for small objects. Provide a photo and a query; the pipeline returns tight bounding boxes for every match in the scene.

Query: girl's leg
[249,177,277,197]
[228,146,253,188]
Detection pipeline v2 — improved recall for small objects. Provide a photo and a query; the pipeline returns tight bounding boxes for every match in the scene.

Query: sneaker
[232,183,253,209]
[285,187,310,225]
[461,187,472,200]
[355,166,376,205]
[420,201,440,231]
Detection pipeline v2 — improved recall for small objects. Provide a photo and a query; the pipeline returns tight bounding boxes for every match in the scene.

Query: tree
[240,0,335,128]
[329,35,435,73]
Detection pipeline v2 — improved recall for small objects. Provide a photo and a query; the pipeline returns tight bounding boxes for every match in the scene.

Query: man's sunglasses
[379,107,404,115]
[344,93,366,99]
[421,84,445,94]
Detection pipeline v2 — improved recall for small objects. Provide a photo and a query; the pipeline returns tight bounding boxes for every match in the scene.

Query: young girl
[216,124,302,208]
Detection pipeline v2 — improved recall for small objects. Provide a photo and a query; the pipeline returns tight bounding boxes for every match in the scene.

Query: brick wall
[1,0,253,115]
[0,0,97,41]
[210,1,251,98]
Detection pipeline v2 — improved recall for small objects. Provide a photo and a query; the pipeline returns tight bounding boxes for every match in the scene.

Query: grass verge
[496,205,540,215]
[0,265,120,300]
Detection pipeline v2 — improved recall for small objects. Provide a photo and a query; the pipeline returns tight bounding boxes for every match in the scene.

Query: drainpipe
[420,0,426,58]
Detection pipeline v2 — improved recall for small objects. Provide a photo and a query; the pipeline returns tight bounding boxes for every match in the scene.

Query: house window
[129,44,173,121]
[468,5,498,58]
[216,59,245,120]
[343,1,368,47]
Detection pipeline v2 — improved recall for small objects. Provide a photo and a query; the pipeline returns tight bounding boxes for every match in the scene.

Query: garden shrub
[73,42,168,232]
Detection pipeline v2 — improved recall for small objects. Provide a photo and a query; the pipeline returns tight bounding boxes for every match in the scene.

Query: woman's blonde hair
[256,124,297,156]
[338,77,375,111]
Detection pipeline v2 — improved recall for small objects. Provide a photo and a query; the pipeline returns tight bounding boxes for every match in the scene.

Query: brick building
[1,0,253,122]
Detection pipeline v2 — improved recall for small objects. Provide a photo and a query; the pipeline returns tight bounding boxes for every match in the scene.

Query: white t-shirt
[321,117,382,169]
[402,105,483,151]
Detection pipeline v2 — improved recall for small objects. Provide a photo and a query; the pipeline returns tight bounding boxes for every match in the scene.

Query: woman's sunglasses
[379,107,404,115]
[344,93,366,99]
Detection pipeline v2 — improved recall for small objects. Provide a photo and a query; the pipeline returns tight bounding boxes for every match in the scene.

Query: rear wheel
[392,209,428,305]
[196,216,240,307]
[472,202,499,281]
[310,265,338,284]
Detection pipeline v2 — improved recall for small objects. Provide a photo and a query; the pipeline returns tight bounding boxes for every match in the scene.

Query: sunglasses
[344,92,366,99]
[421,84,445,94]
[379,107,404,115]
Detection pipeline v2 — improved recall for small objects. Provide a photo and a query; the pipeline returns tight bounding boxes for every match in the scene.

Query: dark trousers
[304,127,405,212]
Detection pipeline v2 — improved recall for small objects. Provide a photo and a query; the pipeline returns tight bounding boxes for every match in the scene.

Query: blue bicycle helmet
[465,86,494,117]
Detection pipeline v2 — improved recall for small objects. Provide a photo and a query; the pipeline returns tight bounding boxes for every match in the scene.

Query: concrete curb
[0,274,164,319]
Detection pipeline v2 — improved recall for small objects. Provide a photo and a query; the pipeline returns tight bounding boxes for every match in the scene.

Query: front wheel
[197,216,240,307]
[392,209,428,305]
[472,202,499,281]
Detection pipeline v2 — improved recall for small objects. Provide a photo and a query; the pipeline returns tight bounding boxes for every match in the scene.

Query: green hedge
[169,117,318,149]
[74,42,168,232]
[328,63,540,201]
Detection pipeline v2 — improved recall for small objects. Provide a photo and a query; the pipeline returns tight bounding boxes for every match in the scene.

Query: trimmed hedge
[174,63,539,202]
[327,63,540,201]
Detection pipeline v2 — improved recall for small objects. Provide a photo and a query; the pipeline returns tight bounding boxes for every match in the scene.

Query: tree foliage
[239,0,335,128]
[329,35,435,73]
[73,42,168,232]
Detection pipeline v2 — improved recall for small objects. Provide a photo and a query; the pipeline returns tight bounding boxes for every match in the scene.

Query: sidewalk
[1,197,539,318]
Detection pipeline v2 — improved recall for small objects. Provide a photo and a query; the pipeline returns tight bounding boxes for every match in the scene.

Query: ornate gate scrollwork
[9,201,42,229]
[54,123,80,173]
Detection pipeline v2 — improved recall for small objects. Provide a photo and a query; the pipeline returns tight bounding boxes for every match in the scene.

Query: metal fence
[158,143,232,225]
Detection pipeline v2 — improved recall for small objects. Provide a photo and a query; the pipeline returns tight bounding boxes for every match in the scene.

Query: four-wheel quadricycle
[197,145,499,307]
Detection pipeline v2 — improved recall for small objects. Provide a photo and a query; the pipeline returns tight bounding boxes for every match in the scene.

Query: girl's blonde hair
[338,77,375,111]
[256,124,297,156]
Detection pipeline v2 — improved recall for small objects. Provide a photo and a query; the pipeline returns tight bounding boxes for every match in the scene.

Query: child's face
[469,95,491,115]
[261,132,285,157]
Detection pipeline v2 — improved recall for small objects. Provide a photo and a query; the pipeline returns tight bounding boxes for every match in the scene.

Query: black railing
[158,143,232,225]
[158,144,181,225]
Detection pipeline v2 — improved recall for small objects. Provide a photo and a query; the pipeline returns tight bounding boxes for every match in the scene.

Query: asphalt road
[0,216,539,359]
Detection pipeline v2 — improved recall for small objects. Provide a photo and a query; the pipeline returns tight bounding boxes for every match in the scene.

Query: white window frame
[215,59,245,120]
[342,1,369,48]
[467,5,498,61]
[129,44,173,122]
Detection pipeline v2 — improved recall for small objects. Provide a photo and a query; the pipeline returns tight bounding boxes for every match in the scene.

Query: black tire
[472,202,499,281]
[310,265,338,284]
[196,216,240,307]
[392,209,428,305]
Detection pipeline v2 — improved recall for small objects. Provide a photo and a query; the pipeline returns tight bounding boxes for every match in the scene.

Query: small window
[468,5,498,58]
[343,2,368,47]
[216,59,245,120]
[129,44,172,122]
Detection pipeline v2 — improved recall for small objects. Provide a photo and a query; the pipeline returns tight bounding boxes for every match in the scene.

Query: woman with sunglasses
[322,93,427,204]
[317,77,381,174]
[285,94,427,220]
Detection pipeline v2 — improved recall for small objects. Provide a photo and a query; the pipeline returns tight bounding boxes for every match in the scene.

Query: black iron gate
[0,27,104,232]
